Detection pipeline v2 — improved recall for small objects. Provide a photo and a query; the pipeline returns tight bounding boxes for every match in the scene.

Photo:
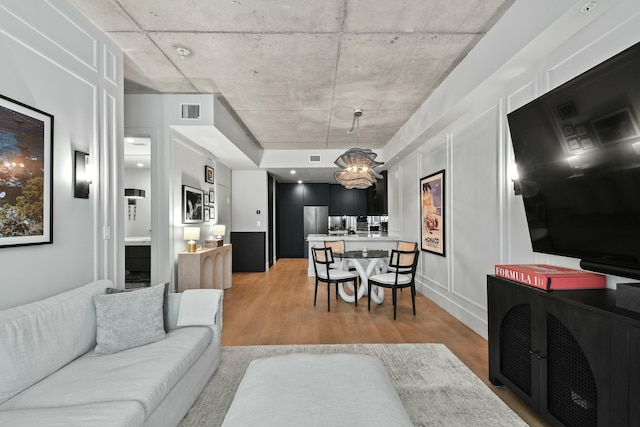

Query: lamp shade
[184,227,200,241]
[334,110,384,189]
[212,224,226,238]
[125,188,145,199]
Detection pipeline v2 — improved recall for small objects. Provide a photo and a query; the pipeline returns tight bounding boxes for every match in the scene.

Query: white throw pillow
[93,283,166,355]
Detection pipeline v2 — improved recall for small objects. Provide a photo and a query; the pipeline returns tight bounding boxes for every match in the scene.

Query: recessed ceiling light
[174,46,192,58]
[581,2,596,13]
[297,180,303,184]
[290,170,296,174]
[137,163,144,168]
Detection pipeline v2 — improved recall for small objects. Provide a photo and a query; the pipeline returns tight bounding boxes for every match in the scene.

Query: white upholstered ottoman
[221,353,413,427]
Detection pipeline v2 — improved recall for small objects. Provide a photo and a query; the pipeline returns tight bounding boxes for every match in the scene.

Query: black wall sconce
[513,179,522,196]
[74,150,91,198]
[125,188,145,220]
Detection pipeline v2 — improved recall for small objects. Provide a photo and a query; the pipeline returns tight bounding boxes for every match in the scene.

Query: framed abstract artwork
[0,94,53,247]
[420,169,445,256]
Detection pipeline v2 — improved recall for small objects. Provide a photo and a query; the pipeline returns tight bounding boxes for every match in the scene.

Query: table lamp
[205,224,225,248]
[213,224,226,239]
[184,227,200,253]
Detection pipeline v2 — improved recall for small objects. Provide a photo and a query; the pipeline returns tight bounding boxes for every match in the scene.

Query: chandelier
[334,109,384,189]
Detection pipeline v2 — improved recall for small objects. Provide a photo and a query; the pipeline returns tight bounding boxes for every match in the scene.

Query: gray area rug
[180,343,526,427]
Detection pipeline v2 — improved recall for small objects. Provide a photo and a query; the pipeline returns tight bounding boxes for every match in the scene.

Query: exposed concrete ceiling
[70,0,515,182]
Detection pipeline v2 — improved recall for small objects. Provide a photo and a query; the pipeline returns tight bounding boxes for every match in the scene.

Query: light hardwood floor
[221,258,549,426]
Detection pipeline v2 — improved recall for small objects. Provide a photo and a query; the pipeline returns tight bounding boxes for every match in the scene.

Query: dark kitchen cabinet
[339,186,353,214]
[277,182,373,257]
[328,184,366,216]
[125,245,150,286]
[351,188,367,216]
[488,275,639,426]
[629,326,640,424]
[277,183,331,258]
[303,183,329,206]
[329,184,342,215]
[276,183,304,257]
[367,171,387,215]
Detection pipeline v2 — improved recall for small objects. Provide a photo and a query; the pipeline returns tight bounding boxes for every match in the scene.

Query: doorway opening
[124,136,152,288]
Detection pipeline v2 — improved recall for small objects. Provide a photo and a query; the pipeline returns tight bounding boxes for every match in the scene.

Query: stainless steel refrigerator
[303,206,328,258]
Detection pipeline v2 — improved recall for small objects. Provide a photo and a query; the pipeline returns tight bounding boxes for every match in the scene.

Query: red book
[494,264,606,290]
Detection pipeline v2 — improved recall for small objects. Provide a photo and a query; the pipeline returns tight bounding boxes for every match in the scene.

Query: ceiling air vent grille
[309,154,321,163]
[180,103,201,120]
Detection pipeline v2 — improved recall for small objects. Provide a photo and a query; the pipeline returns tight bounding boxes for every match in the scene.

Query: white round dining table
[337,249,389,305]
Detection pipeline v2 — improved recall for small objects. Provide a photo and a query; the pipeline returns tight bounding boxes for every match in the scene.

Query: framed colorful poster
[420,169,445,256]
[0,94,53,247]
[182,185,203,224]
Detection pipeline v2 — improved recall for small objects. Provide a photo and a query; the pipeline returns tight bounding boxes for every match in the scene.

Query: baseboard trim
[416,279,488,340]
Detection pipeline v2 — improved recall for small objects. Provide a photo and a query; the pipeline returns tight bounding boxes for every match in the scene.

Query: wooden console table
[178,244,232,292]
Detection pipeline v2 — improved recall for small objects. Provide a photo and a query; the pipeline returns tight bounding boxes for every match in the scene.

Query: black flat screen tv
[507,40,640,279]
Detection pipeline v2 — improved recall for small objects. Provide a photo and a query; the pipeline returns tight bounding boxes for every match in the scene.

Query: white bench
[221,353,413,427]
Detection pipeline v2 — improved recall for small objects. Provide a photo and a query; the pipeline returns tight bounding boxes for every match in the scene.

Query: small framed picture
[209,190,215,205]
[205,165,214,184]
[575,123,590,137]
[556,101,576,120]
[567,138,581,150]
[557,101,576,119]
[204,207,210,221]
[580,137,594,149]
[204,194,209,205]
[562,124,575,137]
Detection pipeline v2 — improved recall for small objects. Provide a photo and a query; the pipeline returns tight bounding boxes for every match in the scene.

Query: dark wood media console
[487,275,640,426]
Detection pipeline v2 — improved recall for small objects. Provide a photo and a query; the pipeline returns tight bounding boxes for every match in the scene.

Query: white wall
[171,135,217,286]
[388,0,640,338]
[0,0,122,310]
[231,169,268,269]
[125,94,233,290]
[231,170,268,232]
[215,162,232,245]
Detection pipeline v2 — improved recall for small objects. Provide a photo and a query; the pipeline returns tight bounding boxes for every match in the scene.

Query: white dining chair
[368,248,419,319]
[311,247,360,311]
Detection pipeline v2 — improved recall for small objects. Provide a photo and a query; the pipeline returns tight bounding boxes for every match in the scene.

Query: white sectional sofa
[0,280,223,427]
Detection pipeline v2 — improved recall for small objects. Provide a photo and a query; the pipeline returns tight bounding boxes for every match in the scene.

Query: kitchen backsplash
[329,215,388,232]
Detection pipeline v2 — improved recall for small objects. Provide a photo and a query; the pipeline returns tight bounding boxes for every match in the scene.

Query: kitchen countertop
[125,237,152,246]
[306,233,398,276]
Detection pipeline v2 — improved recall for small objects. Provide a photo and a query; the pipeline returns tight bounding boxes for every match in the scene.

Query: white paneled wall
[450,105,501,309]
[387,167,401,237]
[399,157,420,242]
[390,0,640,338]
[0,0,123,309]
[505,79,538,264]
[419,137,448,292]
